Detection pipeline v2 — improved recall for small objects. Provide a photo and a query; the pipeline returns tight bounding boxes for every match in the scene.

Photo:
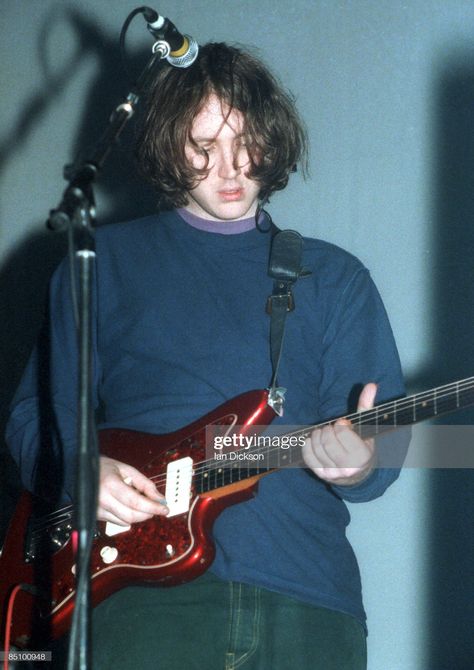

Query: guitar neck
[345,375,474,433]
[198,376,474,492]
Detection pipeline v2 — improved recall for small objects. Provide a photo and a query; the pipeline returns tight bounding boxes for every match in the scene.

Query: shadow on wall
[0,7,157,542]
[409,55,474,669]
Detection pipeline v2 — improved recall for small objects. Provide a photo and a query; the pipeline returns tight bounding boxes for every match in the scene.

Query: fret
[219,465,227,488]
[210,465,217,490]
[228,465,237,485]
[195,470,200,494]
[273,439,279,469]
[456,383,474,411]
[285,436,294,465]
[412,395,436,423]
[289,436,303,466]
[437,383,459,415]
[376,408,396,428]
[225,463,232,485]
[207,466,215,491]
[209,466,217,491]
[395,403,411,426]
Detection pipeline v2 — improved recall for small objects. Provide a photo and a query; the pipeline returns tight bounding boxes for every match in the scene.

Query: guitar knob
[100,546,119,564]
[166,544,175,557]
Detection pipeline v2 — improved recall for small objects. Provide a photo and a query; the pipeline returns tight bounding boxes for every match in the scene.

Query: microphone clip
[146,13,199,68]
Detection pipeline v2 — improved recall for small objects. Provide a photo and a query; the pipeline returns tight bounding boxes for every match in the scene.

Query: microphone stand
[47,39,172,670]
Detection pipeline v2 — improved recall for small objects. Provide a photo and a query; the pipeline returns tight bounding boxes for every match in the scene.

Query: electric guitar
[1,378,474,649]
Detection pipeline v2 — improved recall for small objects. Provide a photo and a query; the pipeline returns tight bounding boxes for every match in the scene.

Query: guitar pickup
[165,457,193,517]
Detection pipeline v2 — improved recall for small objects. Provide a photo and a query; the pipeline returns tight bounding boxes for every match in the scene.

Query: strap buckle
[266,284,295,315]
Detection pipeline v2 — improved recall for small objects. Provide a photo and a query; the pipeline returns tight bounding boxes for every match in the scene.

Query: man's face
[184,95,261,221]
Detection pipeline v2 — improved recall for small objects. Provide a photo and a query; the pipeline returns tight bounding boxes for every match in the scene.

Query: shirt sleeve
[5,256,100,502]
[315,265,407,503]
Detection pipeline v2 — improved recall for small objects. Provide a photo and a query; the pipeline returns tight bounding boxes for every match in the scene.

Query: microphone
[144,10,199,68]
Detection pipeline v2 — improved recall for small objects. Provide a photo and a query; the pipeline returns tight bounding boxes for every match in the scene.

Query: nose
[217,144,240,179]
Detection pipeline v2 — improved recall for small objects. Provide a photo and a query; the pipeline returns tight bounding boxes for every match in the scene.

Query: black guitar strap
[266,226,306,416]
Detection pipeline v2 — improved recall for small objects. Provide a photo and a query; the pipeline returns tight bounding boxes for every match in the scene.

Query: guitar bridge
[24,516,73,563]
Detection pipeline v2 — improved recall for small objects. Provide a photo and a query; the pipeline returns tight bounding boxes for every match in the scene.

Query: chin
[216,203,256,221]
[186,196,257,221]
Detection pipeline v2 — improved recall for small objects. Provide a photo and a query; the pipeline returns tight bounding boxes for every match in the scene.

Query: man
[7,43,405,669]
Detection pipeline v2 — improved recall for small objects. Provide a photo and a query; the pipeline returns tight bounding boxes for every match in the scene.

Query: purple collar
[177,208,256,235]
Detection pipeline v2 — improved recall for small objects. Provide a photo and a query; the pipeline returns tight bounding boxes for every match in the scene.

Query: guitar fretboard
[197,376,474,491]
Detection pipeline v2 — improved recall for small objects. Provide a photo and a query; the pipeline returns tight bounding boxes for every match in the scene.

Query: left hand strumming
[302,383,377,486]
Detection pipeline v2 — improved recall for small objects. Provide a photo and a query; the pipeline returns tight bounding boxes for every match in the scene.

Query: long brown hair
[136,42,308,209]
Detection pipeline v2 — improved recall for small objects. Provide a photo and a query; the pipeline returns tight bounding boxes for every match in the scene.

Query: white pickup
[165,456,194,517]
[105,521,131,537]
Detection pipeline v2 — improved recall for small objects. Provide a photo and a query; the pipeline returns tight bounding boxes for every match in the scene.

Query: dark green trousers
[53,573,367,669]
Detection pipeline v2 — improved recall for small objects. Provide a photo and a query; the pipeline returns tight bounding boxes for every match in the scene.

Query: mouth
[218,188,244,202]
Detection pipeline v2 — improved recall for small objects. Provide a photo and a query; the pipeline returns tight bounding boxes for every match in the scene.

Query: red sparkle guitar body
[0,389,275,649]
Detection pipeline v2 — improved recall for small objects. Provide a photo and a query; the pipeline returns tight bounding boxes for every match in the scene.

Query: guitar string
[27,378,474,538]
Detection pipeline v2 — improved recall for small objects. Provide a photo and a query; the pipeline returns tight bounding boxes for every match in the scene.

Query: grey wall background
[2,1,474,668]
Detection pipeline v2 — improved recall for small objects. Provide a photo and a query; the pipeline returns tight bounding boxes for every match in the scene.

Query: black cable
[119,6,157,85]
[255,198,273,233]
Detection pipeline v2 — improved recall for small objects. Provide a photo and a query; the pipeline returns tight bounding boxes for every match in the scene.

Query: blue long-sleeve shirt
[6,210,405,627]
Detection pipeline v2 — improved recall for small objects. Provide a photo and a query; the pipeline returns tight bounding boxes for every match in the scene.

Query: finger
[303,427,338,469]
[357,382,378,412]
[302,435,321,470]
[100,496,157,525]
[132,477,167,505]
[99,474,168,524]
[116,479,168,516]
[318,424,350,463]
[302,437,348,480]
[115,464,166,503]
[333,423,374,468]
[313,422,373,471]
[99,478,167,523]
